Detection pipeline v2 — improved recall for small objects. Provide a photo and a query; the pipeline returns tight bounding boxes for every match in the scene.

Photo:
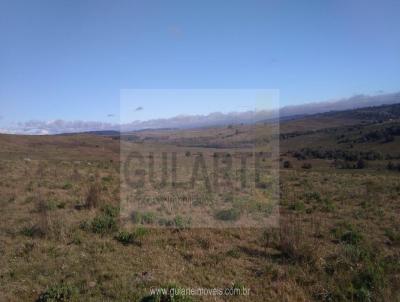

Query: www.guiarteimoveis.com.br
[149,286,250,297]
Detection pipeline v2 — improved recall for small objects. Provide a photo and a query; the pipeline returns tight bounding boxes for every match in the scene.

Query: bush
[173,215,191,228]
[36,283,78,302]
[91,214,117,234]
[21,225,46,238]
[387,161,400,172]
[332,223,363,245]
[115,227,148,245]
[283,160,292,168]
[215,208,240,221]
[301,163,312,169]
[322,199,335,212]
[101,204,119,218]
[115,231,138,245]
[62,182,72,190]
[351,262,386,301]
[101,176,112,182]
[36,199,57,212]
[290,201,305,212]
[341,230,363,245]
[131,211,156,225]
[356,159,366,169]
[57,202,66,209]
[385,228,400,245]
[292,147,383,161]
[303,191,322,203]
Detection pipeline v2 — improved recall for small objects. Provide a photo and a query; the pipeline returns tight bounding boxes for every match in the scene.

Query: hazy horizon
[2,91,399,135]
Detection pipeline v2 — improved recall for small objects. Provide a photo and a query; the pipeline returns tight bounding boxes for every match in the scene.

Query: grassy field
[0,104,399,301]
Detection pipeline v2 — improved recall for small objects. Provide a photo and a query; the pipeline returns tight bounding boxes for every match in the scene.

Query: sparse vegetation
[1,103,400,301]
[115,226,148,245]
[215,208,241,221]
[36,283,79,302]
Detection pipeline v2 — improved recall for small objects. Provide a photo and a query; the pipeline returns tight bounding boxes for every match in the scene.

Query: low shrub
[303,191,322,203]
[301,163,312,169]
[283,160,292,168]
[215,208,240,221]
[385,228,400,245]
[332,223,363,245]
[101,176,113,182]
[101,204,119,218]
[57,202,66,209]
[115,227,148,245]
[289,201,305,212]
[62,182,73,190]
[36,283,78,302]
[21,225,46,238]
[173,215,191,228]
[115,231,138,245]
[131,211,156,225]
[91,214,117,234]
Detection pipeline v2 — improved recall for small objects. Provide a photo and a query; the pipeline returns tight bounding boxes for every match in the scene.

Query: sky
[0,0,400,132]
[120,89,279,122]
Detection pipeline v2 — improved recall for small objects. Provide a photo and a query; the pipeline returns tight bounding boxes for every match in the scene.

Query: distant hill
[279,92,400,117]
[118,92,400,131]
[3,91,399,135]
[2,102,400,160]
[56,130,120,137]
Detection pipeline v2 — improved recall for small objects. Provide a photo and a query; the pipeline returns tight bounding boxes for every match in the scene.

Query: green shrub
[21,225,45,238]
[173,215,191,228]
[101,204,119,218]
[131,211,156,224]
[57,202,66,209]
[157,216,191,228]
[332,223,363,245]
[101,176,112,182]
[215,208,240,221]
[62,182,73,190]
[341,230,363,245]
[91,215,117,234]
[385,228,400,245]
[251,201,274,214]
[322,199,335,212]
[115,227,148,245]
[303,191,322,203]
[283,160,292,168]
[226,248,241,258]
[290,201,305,212]
[351,262,386,301]
[115,231,137,245]
[37,199,57,212]
[36,283,78,302]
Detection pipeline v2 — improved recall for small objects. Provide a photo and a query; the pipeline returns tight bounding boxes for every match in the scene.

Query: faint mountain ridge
[279,92,400,117]
[120,92,400,131]
[3,91,400,135]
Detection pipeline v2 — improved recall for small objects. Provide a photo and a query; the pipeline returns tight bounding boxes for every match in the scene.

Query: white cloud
[4,120,119,135]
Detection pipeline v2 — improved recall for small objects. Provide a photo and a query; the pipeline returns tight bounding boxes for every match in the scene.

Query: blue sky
[120,89,279,122]
[1,0,399,128]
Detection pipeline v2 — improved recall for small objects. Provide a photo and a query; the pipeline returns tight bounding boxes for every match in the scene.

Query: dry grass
[0,119,399,301]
